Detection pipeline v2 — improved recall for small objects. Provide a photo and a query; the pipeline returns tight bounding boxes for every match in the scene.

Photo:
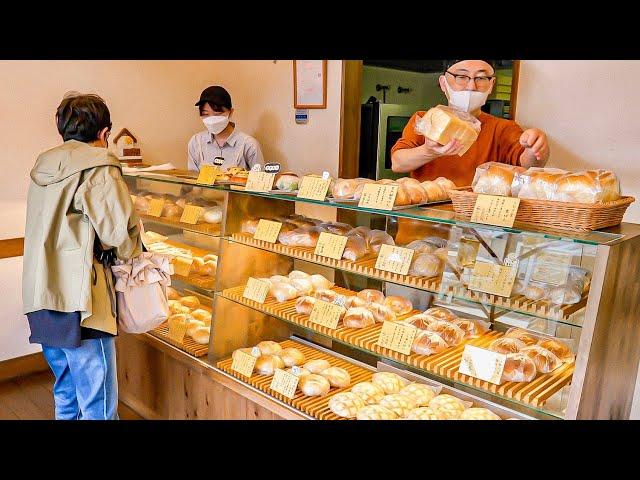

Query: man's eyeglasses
[445,71,494,88]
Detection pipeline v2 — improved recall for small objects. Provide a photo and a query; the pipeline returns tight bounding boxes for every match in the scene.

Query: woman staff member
[187,85,264,172]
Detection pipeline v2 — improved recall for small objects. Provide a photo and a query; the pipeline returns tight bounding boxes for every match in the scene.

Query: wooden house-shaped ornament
[113,128,143,165]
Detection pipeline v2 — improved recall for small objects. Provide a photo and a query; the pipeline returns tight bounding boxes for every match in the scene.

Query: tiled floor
[0,371,142,420]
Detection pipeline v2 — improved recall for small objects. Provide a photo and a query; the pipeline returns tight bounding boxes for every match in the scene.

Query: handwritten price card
[270,368,300,399]
[196,165,221,185]
[377,320,418,355]
[242,277,271,304]
[470,194,521,228]
[314,232,348,260]
[253,219,283,244]
[358,184,398,211]
[180,205,205,225]
[232,350,258,378]
[147,198,165,217]
[245,172,276,192]
[468,261,517,297]
[297,176,331,201]
[458,345,506,385]
[375,245,415,276]
[309,300,345,330]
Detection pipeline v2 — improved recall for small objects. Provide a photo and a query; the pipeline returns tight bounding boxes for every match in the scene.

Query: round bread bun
[399,383,437,407]
[406,407,446,420]
[168,313,189,331]
[298,374,331,396]
[383,296,413,316]
[356,404,398,420]
[411,330,449,356]
[343,307,375,329]
[459,407,501,420]
[504,328,539,346]
[345,296,367,309]
[191,326,210,344]
[254,355,285,376]
[270,283,298,303]
[503,353,537,382]
[288,270,310,280]
[190,309,212,326]
[161,203,183,219]
[269,275,290,284]
[180,296,200,309]
[319,366,351,388]
[290,278,313,297]
[186,319,205,337]
[166,287,181,301]
[190,257,205,275]
[380,393,418,418]
[427,320,465,347]
[488,337,526,355]
[314,289,339,303]
[434,177,457,193]
[357,289,385,305]
[520,345,562,374]
[548,286,581,305]
[200,260,217,277]
[367,302,397,323]
[350,381,385,405]
[371,372,407,394]
[256,340,283,356]
[203,207,223,224]
[303,359,331,374]
[169,302,191,315]
[452,319,487,338]
[295,295,317,315]
[408,252,444,278]
[403,313,437,331]
[309,274,334,291]
[328,392,366,419]
[424,306,458,322]
[428,394,467,419]
[278,348,306,367]
[524,285,547,301]
[538,338,574,363]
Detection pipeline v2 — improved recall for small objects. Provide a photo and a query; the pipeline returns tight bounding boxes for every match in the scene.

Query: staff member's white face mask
[202,114,229,135]
[444,80,490,113]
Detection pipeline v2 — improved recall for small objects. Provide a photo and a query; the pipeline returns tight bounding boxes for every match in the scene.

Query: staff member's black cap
[195,86,232,109]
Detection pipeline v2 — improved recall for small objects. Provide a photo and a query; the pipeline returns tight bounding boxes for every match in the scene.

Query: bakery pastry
[180,296,200,309]
[356,405,399,420]
[415,105,481,156]
[548,286,582,305]
[472,162,525,197]
[274,172,300,191]
[161,203,183,219]
[256,340,283,356]
[383,296,413,316]
[190,257,205,275]
[288,270,310,280]
[421,180,448,202]
[298,374,331,396]
[393,183,412,206]
[424,306,458,322]
[408,253,444,278]
[343,307,375,329]
[553,169,620,204]
[290,278,314,296]
[331,178,359,199]
[344,296,367,309]
[371,372,407,394]
[403,182,428,204]
[488,337,526,355]
[320,367,351,388]
[427,320,465,347]
[269,275,290,285]
[166,287,181,301]
[168,313,189,331]
[295,296,317,315]
[502,353,537,382]
[203,206,223,224]
[328,392,366,419]
[459,408,501,420]
[255,355,285,376]
[524,284,547,301]
[314,289,338,303]
[342,235,369,262]
[537,338,575,363]
[309,274,334,291]
[346,226,372,239]
[411,330,449,356]
[278,227,322,247]
[399,383,437,407]
[168,300,184,314]
[278,348,306,367]
[241,219,260,235]
[350,382,385,405]
[520,345,562,374]
[203,254,217,263]
[271,283,298,303]
[319,222,353,236]
[357,289,385,305]
[405,239,437,254]
[452,319,487,338]
[190,326,210,344]
[406,407,447,420]
[190,309,212,326]
[403,313,437,331]
[201,260,217,277]
[186,319,205,337]
[434,177,457,194]
[428,394,467,419]
[367,230,395,253]
[504,328,539,346]
[367,302,397,323]
[379,393,418,418]
[303,359,332,374]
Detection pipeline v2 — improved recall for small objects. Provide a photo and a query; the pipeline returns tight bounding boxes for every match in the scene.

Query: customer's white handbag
[111,252,173,333]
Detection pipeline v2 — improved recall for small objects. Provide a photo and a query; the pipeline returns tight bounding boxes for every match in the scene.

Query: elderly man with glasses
[391,59,549,186]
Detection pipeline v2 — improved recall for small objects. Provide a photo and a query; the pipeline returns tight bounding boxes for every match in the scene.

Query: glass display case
[122,171,640,420]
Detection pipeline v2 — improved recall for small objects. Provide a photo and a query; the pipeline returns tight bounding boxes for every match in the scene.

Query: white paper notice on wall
[294,60,326,108]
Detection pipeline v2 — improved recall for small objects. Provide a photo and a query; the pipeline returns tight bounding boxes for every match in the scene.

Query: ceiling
[364,60,513,74]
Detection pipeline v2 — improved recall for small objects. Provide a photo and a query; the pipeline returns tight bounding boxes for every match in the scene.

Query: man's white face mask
[444,78,490,113]
[202,114,230,135]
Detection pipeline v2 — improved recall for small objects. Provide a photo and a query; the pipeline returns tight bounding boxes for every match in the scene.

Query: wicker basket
[448,187,635,232]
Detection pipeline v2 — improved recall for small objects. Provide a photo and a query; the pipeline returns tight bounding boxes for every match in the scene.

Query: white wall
[362,66,445,108]
[516,60,640,222]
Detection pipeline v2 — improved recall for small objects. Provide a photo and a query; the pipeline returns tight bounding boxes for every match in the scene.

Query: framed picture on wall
[293,60,327,109]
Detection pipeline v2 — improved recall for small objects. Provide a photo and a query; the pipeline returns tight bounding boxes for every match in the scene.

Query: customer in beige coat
[22,93,142,420]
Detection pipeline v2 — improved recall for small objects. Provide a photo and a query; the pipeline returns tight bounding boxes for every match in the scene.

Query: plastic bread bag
[519,345,562,374]
[278,226,325,247]
[367,230,395,253]
[426,320,465,347]
[512,167,568,200]
[522,281,550,302]
[411,330,449,356]
[414,105,481,157]
[471,162,526,196]
[488,337,526,355]
[346,226,372,239]
[504,327,540,346]
[536,336,575,363]
[241,218,260,234]
[318,222,353,236]
[353,178,377,200]
[404,239,437,254]
[551,169,621,204]
[452,318,489,338]
[342,234,369,261]
[408,252,444,278]
[331,178,359,199]
[502,353,537,382]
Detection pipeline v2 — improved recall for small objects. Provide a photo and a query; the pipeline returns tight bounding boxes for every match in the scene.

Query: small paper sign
[253,219,283,244]
[458,345,506,385]
[168,319,188,344]
[297,175,331,201]
[245,171,276,192]
[314,232,348,260]
[196,165,221,185]
[377,320,418,355]
[147,198,165,217]
[180,205,205,225]
[470,194,521,228]
[270,368,300,399]
[243,277,270,304]
[173,256,194,277]
[530,251,572,287]
[468,261,517,297]
[309,299,345,330]
[358,184,398,210]
[251,346,262,357]
[232,350,258,378]
[375,244,414,276]
[264,163,281,174]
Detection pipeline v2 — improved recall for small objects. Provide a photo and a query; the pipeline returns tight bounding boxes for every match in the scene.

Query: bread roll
[403,182,428,204]
[274,172,300,191]
[290,278,313,296]
[367,230,395,254]
[515,168,567,200]
[309,274,334,291]
[379,393,418,418]
[168,313,189,331]
[331,178,359,199]
[319,222,353,236]
[503,353,537,382]
[367,302,397,323]
[286,367,310,377]
[405,239,437,254]
[408,253,443,278]
[520,345,562,374]
[303,359,331,374]
[203,206,223,224]
[488,337,525,355]
[411,330,449,356]
[200,260,216,277]
[424,307,458,322]
[190,309,212,326]
[342,235,369,262]
[403,313,437,331]
[320,367,351,388]
[298,374,331,396]
[383,296,413,315]
[428,394,467,419]
[393,183,412,206]
[427,320,465,347]
[269,275,290,285]
[180,296,200,309]
[345,296,367,309]
[400,383,437,407]
[314,289,338,303]
[186,319,205,337]
[256,340,283,356]
[169,303,191,315]
[134,196,150,213]
[452,319,487,338]
[350,381,385,405]
[554,169,620,204]
[271,283,298,303]
[288,270,310,280]
[504,328,539,346]
[328,392,366,419]
[538,338,575,363]
[353,178,376,200]
[472,162,524,197]
[190,326,210,344]
[371,372,407,394]
[459,408,501,420]
[167,287,181,301]
[524,284,547,301]
[161,203,183,218]
[548,286,581,305]
[278,227,321,247]
[255,355,285,376]
[241,219,260,235]
[357,289,385,305]
[347,226,372,239]
[434,177,457,193]
[295,295,317,315]
[356,404,399,420]
[343,307,375,329]
[278,348,306,367]
[421,180,448,202]
[406,407,446,420]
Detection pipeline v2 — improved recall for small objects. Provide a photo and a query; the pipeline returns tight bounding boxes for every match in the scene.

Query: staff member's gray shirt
[187,126,264,171]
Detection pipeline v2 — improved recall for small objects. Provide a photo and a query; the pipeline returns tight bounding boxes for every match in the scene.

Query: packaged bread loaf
[288,270,310,280]
[270,283,298,303]
[331,178,359,199]
[371,372,408,394]
[328,392,366,419]
[383,296,413,316]
[350,381,385,405]
[520,345,562,374]
[415,105,481,156]
[295,296,317,315]
[537,338,575,363]
[314,289,338,303]
[379,393,418,418]
[472,162,525,196]
[408,252,443,278]
[367,230,395,253]
[512,167,568,200]
[357,289,385,305]
[356,404,399,420]
[278,226,323,247]
[523,283,548,301]
[298,374,331,396]
[405,407,447,420]
[459,407,501,420]
[347,226,372,239]
[400,383,438,407]
[367,302,397,323]
[452,318,487,338]
[342,235,369,262]
[411,330,449,356]
[403,313,437,331]
[405,239,437,254]
[421,180,448,202]
[488,337,526,355]
[553,169,621,204]
[345,296,367,309]
[203,206,223,224]
[319,222,353,236]
[548,286,582,305]
[502,353,537,382]
[290,278,313,297]
[320,366,351,388]
[309,274,334,291]
[274,171,300,191]
[428,394,468,419]
[343,307,375,329]
[241,218,260,235]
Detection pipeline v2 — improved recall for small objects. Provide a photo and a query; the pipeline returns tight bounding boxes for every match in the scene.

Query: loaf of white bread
[415,105,482,156]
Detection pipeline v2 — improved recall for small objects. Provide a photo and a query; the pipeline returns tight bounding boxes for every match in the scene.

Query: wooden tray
[448,187,635,232]
[217,339,373,420]
[149,300,213,358]
[141,213,221,236]
[222,285,574,410]
[231,232,585,323]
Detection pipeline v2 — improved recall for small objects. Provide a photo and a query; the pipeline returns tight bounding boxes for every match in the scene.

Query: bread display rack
[122,172,640,420]
[140,213,222,236]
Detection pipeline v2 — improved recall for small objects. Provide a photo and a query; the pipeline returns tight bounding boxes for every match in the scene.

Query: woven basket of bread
[449,187,635,232]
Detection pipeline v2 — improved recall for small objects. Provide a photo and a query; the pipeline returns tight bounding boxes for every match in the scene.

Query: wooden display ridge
[231,232,586,323]
[222,285,574,410]
[140,213,221,236]
[217,339,373,420]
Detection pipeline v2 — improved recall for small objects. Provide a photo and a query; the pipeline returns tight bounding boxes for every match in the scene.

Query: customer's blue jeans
[42,337,118,420]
